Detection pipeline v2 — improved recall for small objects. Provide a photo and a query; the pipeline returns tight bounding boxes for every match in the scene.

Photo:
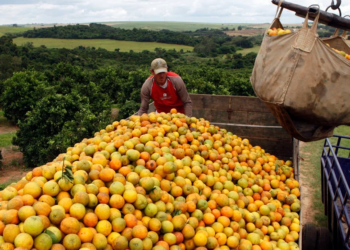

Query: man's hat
[151,58,168,74]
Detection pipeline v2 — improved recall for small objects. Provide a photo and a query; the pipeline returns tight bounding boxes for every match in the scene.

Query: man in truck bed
[137,58,192,117]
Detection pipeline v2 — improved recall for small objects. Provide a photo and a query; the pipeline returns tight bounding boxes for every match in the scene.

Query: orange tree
[5,63,112,168]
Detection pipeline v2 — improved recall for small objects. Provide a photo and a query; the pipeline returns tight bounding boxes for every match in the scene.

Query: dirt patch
[299,141,317,225]
[225,28,265,37]
[0,124,18,134]
[0,114,25,184]
[0,168,27,184]
[0,116,18,134]
[0,147,26,184]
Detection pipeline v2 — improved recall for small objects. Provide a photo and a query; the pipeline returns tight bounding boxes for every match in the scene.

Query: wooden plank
[252,139,294,160]
[192,109,280,126]
[192,109,248,124]
[214,124,291,140]
[247,112,280,126]
[271,0,350,31]
[189,94,273,113]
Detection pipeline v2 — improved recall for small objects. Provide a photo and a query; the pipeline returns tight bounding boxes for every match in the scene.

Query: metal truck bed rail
[321,135,350,250]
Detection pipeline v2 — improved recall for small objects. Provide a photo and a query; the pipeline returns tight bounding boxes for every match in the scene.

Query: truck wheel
[316,227,332,250]
[302,223,318,250]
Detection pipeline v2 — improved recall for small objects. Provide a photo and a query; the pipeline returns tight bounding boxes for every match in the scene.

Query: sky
[0,0,349,25]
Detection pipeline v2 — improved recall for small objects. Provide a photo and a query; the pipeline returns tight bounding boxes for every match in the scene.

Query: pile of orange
[0,109,301,250]
[267,27,291,36]
[326,44,350,60]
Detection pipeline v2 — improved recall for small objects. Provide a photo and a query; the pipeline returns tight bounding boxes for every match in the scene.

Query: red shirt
[149,72,185,114]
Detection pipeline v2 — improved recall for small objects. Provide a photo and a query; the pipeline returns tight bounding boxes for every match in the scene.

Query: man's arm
[137,81,151,116]
[172,77,192,117]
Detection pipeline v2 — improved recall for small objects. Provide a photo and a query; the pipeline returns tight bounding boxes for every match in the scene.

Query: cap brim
[154,68,167,74]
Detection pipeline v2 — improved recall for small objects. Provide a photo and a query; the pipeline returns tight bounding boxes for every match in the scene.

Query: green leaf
[65,168,73,176]
[45,229,58,244]
[172,210,182,216]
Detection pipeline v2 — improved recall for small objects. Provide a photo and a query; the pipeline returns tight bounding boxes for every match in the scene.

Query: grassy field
[301,125,350,227]
[0,111,16,147]
[13,37,194,52]
[0,111,11,127]
[106,21,253,31]
[0,132,16,148]
[0,26,33,37]
[239,45,261,55]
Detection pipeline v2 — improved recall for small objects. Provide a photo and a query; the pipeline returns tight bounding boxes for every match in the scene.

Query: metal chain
[326,0,342,16]
[330,0,341,9]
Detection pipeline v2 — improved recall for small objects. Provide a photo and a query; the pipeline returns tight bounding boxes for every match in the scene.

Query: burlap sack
[251,3,350,142]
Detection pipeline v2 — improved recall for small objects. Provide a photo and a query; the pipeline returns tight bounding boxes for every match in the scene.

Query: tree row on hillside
[14,23,262,52]
[20,23,196,46]
[0,36,258,93]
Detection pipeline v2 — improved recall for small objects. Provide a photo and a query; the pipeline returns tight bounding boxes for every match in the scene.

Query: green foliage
[47,109,111,161]
[117,100,140,120]
[231,36,254,48]
[1,71,48,124]
[47,63,111,114]
[1,63,111,125]
[174,66,253,96]
[194,37,217,56]
[13,93,111,168]
[21,23,196,46]
[6,63,112,168]
[55,160,74,184]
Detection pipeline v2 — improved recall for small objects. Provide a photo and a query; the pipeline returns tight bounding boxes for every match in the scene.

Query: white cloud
[0,0,348,25]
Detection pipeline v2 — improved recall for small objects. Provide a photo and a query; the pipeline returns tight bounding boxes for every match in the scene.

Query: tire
[302,223,318,250]
[316,227,332,250]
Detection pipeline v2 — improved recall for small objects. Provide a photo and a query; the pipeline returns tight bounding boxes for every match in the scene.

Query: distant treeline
[21,23,196,46]
[0,34,257,118]
[15,23,262,55]
[0,35,257,83]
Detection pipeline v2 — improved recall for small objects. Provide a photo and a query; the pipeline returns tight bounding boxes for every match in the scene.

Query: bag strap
[332,29,340,37]
[294,5,320,52]
[330,15,349,38]
[331,28,347,38]
[275,0,284,19]
[341,15,350,38]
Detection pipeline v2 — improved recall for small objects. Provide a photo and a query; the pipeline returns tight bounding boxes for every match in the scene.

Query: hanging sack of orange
[251,1,350,142]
